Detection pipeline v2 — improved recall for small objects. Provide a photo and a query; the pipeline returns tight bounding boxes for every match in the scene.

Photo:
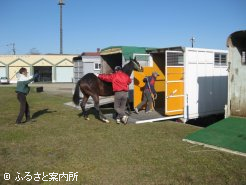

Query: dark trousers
[16,92,30,123]
[114,91,128,119]
[136,89,153,112]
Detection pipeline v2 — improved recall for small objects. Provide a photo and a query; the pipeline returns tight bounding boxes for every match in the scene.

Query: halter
[131,58,143,72]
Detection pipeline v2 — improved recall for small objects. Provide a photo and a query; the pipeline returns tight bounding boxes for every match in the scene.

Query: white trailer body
[183,47,228,120]
[138,47,228,122]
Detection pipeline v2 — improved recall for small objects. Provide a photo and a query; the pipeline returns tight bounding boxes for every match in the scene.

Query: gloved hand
[94,73,99,77]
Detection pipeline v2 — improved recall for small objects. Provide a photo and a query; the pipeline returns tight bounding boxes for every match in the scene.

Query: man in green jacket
[15,67,37,124]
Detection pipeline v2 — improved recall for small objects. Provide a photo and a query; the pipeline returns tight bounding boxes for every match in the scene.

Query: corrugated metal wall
[228,44,246,117]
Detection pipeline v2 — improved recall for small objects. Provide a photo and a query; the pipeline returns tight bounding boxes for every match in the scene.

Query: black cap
[152,71,159,76]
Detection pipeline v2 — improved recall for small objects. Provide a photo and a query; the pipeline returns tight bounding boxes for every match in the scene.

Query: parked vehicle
[100,46,228,123]
[0,77,10,84]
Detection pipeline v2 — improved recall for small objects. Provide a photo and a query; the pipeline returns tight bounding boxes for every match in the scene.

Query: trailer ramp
[105,109,183,124]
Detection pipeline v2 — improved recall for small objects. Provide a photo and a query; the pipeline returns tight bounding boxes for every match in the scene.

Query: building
[0,54,77,83]
[73,49,102,83]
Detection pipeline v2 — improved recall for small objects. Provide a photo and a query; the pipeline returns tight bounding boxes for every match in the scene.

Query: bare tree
[29,48,40,55]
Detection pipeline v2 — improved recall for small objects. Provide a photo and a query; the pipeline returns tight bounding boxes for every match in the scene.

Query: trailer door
[165,51,184,115]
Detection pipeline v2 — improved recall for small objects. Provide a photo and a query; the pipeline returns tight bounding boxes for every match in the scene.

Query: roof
[81,52,101,56]
[100,46,150,60]
[147,46,184,53]
[147,46,227,54]
[0,54,76,65]
[73,51,101,61]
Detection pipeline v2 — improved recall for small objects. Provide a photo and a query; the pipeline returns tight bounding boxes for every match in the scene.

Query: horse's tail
[73,80,81,105]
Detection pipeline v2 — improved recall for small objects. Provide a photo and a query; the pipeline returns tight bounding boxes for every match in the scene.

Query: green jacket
[16,77,34,95]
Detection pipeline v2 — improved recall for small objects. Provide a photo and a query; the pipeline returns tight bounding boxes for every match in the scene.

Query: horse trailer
[226,30,246,118]
[99,46,228,123]
[133,47,228,122]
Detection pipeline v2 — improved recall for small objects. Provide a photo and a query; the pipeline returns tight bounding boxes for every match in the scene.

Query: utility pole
[58,0,65,54]
[6,43,16,55]
[190,36,195,48]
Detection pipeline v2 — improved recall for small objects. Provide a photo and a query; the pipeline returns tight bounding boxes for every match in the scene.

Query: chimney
[97,48,100,53]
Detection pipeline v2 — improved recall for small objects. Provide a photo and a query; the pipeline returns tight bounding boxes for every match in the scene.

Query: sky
[0,0,245,55]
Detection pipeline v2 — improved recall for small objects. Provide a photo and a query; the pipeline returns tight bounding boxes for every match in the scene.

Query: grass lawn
[0,86,246,185]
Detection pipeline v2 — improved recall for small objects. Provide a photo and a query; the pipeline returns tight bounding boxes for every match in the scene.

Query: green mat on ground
[184,117,246,155]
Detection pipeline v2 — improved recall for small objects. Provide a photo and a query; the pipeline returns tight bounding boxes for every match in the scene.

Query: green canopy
[100,46,149,60]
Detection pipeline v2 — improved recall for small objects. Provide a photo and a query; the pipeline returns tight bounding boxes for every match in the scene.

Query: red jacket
[98,71,132,92]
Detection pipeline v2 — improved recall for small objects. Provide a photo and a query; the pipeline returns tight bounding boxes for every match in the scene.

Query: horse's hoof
[85,117,90,120]
[103,119,110,123]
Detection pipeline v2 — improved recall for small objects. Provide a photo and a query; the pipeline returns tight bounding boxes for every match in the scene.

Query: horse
[72,57,143,123]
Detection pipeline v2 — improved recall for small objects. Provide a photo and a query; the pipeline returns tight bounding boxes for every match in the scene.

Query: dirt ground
[30,83,75,97]
[1,82,75,97]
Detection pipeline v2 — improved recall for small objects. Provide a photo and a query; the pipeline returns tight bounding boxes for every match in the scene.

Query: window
[134,54,151,67]
[166,52,184,66]
[214,53,227,66]
[94,63,101,70]
[242,51,246,65]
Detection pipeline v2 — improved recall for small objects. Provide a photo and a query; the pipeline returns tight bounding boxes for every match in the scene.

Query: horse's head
[130,57,143,72]
[122,57,143,76]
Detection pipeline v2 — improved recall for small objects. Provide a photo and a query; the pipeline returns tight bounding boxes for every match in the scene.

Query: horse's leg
[92,95,109,123]
[80,94,90,120]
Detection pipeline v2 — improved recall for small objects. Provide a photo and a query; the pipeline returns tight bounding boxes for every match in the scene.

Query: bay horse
[72,57,143,123]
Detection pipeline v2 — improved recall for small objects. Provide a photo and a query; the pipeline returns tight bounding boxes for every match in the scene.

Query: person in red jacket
[97,66,131,124]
